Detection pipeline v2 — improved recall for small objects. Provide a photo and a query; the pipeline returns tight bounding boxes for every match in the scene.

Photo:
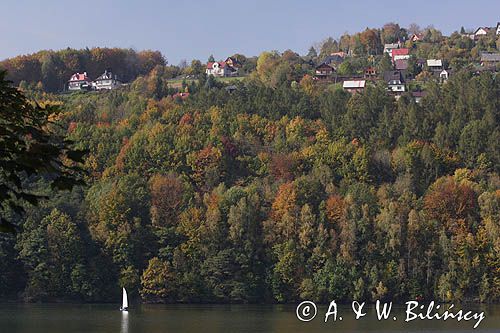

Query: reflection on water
[0,303,498,333]
[120,311,128,333]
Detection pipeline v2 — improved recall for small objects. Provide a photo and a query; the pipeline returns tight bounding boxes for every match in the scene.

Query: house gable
[474,27,490,36]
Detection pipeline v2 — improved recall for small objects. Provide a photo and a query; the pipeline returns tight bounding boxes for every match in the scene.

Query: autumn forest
[0,23,499,305]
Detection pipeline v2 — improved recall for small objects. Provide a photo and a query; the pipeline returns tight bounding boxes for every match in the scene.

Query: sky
[1,0,499,64]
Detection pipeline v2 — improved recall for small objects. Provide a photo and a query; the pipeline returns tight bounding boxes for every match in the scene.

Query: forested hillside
[0,23,499,304]
[0,48,166,92]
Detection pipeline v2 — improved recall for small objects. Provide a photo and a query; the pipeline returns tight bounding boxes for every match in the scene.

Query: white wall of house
[393,55,410,61]
[388,84,405,92]
[206,62,236,77]
[94,79,120,90]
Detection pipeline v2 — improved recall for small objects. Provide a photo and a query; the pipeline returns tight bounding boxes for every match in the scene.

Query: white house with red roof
[383,42,401,57]
[392,48,410,62]
[206,61,237,77]
[68,72,92,91]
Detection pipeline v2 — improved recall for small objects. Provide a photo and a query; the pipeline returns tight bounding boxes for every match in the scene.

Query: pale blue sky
[1,0,498,64]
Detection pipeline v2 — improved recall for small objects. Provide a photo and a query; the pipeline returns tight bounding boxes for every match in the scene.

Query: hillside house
[384,71,405,93]
[392,48,410,62]
[314,63,335,80]
[497,22,500,35]
[473,27,490,39]
[427,59,443,71]
[410,33,423,42]
[93,70,122,90]
[437,69,451,82]
[364,66,377,79]
[321,54,344,66]
[68,72,92,91]
[384,42,401,57]
[343,80,365,93]
[206,61,237,77]
[480,52,500,67]
[225,57,242,68]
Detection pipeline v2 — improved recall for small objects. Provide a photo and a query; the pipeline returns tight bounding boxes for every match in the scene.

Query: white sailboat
[120,287,129,311]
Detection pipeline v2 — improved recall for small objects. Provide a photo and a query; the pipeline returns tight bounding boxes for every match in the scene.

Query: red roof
[392,48,410,62]
[392,48,409,56]
[69,72,90,82]
[207,61,226,69]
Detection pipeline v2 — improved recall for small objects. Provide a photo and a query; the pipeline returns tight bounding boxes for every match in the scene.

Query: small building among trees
[480,52,500,67]
[67,72,92,91]
[206,61,238,77]
[342,80,365,93]
[93,70,122,90]
[384,71,405,93]
[314,63,335,80]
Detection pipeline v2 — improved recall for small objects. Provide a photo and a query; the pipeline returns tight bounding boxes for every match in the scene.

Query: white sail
[122,288,129,309]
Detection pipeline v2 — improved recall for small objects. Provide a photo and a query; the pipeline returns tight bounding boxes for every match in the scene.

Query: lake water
[0,303,499,332]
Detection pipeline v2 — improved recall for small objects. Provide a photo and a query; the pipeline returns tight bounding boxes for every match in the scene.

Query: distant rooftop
[427,59,443,67]
[343,80,366,88]
[481,52,500,62]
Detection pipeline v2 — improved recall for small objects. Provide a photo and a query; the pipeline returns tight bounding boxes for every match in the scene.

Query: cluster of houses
[205,57,241,77]
[67,69,122,91]
[313,23,500,99]
[467,22,500,40]
[67,22,499,99]
[313,46,431,96]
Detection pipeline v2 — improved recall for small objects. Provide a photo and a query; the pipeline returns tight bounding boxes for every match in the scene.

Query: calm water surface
[0,303,498,333]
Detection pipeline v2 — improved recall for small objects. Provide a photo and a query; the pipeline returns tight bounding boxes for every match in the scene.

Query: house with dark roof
[68,72,92,91]
[93,70,122,90]
[416,59,426,68]
[384,71,405,93]
[225,57,242,68]
[314,63,335,80]
[320,54,344,66]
